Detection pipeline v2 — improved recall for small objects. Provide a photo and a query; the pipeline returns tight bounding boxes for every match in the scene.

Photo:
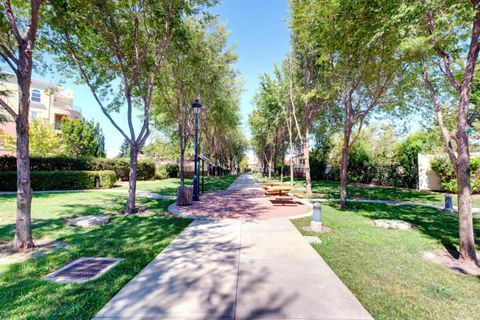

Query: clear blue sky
[33,0,291,157]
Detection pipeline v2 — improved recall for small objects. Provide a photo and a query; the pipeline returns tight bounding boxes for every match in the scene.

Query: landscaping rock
[69,215,111,227]
[373,219,414,230]
[304,236,322,244]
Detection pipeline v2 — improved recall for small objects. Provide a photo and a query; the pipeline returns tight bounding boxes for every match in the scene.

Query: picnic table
[265,185,293,196]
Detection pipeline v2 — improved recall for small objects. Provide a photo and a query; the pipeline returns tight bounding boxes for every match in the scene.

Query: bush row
[0,156,155,181]
[156,164,179,180]
[430,157,480,193]
[0,170,117,191]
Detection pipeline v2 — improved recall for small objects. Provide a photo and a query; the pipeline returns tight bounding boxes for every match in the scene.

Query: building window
[30,111,39,120]
[31,89,41,102]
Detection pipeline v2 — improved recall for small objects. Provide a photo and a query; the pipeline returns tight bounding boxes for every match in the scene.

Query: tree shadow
[307,180,442,204]
[1,199,297,319]
[348,203,480,251]
[94,219,297,319]
[0,205,191,319]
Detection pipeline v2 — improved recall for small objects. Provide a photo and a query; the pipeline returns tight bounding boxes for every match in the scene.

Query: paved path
[168,174,311,219]
[95,174,372,319]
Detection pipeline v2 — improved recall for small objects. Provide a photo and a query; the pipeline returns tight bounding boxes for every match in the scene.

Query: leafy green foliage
[61,117,105,158]
[431,157,480,193]
[0,170,117,191]
[4,119,63,157]
[0,156,155,181]
[152,19,244,179]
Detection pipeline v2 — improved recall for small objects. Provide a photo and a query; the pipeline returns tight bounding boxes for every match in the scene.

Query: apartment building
[0,76,82,154]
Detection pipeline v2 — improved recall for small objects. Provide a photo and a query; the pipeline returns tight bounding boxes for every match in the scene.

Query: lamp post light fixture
[192,99,202,201]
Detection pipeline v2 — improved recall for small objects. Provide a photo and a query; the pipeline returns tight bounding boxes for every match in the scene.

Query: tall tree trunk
[127,146,139,214]
[456,143,477,261]
[179,136,185,186]
[14,76,33,251]
[340,99,353,209]
[288,131,294,186]
[268,159,272,179]
[339,141,349,209]
[280,154,285,183]
[304,121,312,197]
[457,90,478,262]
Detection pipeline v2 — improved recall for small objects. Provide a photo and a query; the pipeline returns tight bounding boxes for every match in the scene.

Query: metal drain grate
[44,257,123,283]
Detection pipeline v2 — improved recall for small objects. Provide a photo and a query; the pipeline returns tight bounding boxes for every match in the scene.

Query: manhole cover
[44,257,123,283]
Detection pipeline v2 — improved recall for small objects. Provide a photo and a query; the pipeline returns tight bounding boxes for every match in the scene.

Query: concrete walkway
[95,174,372,319]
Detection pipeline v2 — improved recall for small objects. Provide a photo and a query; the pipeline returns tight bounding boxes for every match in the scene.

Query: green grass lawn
[258,176,480,207]
[115,175,238,195]
[292,203,480,320]
[0,192,191,319]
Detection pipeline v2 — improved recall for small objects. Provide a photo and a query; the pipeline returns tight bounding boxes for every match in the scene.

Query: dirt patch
[0,239,68,267]
[302,225,332,233]
[116,208,156,216]
[423,250,480,276]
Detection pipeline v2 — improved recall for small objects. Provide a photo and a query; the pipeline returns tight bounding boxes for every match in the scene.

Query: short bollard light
[95,177,100,189]
[311,202,323,232]
[444,194,454,213]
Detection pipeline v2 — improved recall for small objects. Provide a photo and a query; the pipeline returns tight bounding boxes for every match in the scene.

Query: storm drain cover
[44,257,123,283]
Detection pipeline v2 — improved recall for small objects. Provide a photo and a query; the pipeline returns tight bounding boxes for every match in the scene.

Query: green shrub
[0,170,117,191]
[310,150,328,180]
[158,163,179,178]
[430,157,480,193]
[0,156,155,181]
[155,167,169,180]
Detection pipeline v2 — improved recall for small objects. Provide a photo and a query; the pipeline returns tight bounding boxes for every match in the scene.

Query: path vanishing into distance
[95,174,373,320]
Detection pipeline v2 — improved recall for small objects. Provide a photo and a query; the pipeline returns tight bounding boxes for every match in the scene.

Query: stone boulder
[69,215,111,227]
[373,219,414,230]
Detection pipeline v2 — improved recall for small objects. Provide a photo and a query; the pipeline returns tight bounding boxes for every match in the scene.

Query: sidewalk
[94,174,372,319]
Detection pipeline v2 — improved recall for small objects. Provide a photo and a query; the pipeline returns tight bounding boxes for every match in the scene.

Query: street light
[192,99,202,201]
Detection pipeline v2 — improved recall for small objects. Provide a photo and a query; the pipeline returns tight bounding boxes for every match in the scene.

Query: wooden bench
[293,193,304,199]
[274,196,294,202]
[265,190,282,196]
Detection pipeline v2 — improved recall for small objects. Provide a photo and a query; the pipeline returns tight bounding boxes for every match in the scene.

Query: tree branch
[424,9,461,93]
[0,48,19,76]
[0,96,17,120]
[420,54,458,166]
[2,0,22,43]
[62,31,131,143]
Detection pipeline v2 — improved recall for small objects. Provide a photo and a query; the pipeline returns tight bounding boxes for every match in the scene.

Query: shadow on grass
[307,180,441,203]
[346,203,480,252]
[0,200,191,319]
[1,197,295,319]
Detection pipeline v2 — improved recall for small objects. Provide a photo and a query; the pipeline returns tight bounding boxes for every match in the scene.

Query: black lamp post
[192,99,202,201]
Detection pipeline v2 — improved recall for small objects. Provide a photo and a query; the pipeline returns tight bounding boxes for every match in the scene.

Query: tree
[398,0,480,263]
[61,117,105,158]
[4,119,63,156]
[46,0,211,213]
[153,19,242,188]
[118,138,131,158]
[249,74,286,179]
[290,0,408,204]
[0,0,43,251]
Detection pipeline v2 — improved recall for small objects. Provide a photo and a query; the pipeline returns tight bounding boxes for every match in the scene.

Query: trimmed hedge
[0,156,155,181]
[0,170,117,191]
